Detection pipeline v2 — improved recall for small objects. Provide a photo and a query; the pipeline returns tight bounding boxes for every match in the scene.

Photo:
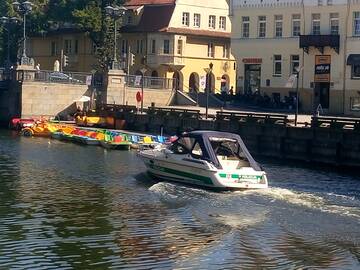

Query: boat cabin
[168,131,261,170]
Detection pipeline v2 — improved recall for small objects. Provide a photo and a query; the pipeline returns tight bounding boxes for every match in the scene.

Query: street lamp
[105,5,127,70]
[294,66,303,126]
[140,67,147,114]
[204,62,213,119]
[12,0,33,66]
[0,16,19,68]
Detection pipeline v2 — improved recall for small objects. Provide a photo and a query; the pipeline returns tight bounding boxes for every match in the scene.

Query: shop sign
[242,58,262,64]
[314,55,331,82]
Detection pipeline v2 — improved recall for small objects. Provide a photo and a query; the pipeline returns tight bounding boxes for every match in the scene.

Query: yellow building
[230,0,360,116]
[122,0,236,93]
[29,28,98,72]
[28,0,236,94]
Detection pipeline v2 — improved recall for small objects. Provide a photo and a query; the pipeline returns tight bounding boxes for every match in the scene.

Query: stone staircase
[188,92,223,108]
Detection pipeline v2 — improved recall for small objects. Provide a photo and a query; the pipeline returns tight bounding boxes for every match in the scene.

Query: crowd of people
[217,90,299,111]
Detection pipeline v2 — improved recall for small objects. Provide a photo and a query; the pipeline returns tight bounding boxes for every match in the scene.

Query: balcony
[299,35,340,54]
[146,54,185,69]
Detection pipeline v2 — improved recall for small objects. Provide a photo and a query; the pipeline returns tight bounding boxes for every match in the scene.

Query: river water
[0,130,359,269]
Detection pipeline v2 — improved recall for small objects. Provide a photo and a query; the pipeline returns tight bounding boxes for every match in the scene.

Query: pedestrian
[35,63,40,71]
[229,86,234,95]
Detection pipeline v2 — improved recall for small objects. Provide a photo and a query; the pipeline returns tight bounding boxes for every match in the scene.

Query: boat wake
[241,187,360,220]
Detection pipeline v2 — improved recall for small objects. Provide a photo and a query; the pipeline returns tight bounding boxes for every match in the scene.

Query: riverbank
[93,105,360,168]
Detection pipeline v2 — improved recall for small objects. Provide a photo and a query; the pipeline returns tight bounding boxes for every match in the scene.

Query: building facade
[29,28,98,72]
[122,0,236,93]
[28,0,236,94]
[230,0,360,116]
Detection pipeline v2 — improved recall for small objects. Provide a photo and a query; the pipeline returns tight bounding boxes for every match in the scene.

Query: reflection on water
[0,130,359,269]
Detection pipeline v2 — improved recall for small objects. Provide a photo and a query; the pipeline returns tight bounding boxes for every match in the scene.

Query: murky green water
[0,130,359,269]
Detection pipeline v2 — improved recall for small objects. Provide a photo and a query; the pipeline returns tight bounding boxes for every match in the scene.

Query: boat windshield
[209,137,250,168]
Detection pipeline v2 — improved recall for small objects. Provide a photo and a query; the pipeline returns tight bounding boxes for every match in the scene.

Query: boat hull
[138,152,268,190]
[100,141,131,150]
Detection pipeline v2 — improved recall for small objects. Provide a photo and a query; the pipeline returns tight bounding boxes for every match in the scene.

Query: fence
[125,74,175,90]
[33,70,90,85]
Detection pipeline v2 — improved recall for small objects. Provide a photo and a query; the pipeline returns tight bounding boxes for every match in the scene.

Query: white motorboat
[138,131,268,190]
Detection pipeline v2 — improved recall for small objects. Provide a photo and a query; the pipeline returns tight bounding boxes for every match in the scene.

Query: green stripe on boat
[149,164,213,185]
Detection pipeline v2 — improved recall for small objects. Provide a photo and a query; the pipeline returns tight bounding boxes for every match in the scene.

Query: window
[354,12,360,36]
[170,137,194,154]
[177,39,183,55]
[312,14,321,35]
[151,39,156,54]
[51,41,57,56]
[273,55,282,76]
[136,40,140,54]
[330,13,339,35]
[74,40,78,54]
[209,15,216,29]
[351,63,360,79]
[127,15,132,24]
[191,142,203,158]
[140,40,144,53]
[163,39,170,54]
[182,12,190,26]
[292,14,301,36]
[350,97,360,111]
[274,15,283,37]
[219,16,226,30]
[290,55,300,74]
[327,0,333,5]
[121,39,128,54]
[242,16,250,38]
[223,44,229,58]
[64,40,72,54]
[208,42,214,58]
[318,0,323,5]
[258,16,266,38]
[194,13,201,27]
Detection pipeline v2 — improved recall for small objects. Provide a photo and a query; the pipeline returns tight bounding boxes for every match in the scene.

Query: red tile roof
[125,0,175,6]
[122,5,175,32]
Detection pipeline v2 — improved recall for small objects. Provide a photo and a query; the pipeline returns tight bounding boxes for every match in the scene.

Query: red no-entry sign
[136,91,142,102]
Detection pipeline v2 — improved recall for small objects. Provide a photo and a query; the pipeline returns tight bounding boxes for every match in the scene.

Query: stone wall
[21,82,91,118]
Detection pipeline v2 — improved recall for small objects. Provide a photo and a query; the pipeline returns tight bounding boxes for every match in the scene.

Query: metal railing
[125,74,175,90]
[33,70,90,85]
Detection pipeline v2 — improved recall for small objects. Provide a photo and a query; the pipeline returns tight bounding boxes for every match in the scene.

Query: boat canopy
[172,131,261,170]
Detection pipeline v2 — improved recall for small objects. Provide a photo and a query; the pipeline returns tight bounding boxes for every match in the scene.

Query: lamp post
[204,62,213,119]
[12,1,33,66]
[294,66,303,126]
[0,16,19,68]
[105,5,127,70]
[140,67,147,114]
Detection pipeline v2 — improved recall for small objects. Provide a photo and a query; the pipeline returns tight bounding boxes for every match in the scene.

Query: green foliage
[0,0,125,71]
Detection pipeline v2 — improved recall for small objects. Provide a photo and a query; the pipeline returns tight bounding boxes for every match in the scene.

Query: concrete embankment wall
[107,86,175,107]
[20,82,91,118]
[117,111,360,167]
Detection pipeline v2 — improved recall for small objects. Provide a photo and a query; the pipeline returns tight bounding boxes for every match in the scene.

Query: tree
[0,0,125,72]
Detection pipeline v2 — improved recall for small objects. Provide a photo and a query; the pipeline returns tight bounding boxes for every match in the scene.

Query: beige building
[122,0,236,93]
[230,0,360,116]
[28,0,236,94]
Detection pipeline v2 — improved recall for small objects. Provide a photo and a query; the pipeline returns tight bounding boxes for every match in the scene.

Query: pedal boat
[138,131,268,190]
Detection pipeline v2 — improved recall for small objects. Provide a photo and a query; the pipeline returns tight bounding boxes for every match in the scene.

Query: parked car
[49,72,83,84]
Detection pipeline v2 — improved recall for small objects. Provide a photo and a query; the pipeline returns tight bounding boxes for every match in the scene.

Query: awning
[347,54,360,65]
[74,96,90,102]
